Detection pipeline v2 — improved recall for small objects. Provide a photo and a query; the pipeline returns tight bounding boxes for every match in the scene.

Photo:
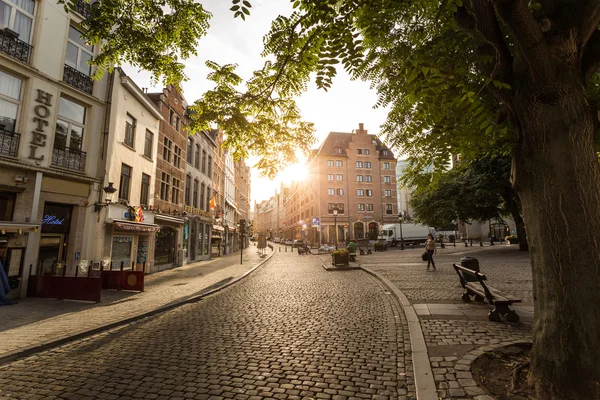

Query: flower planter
[331,252,349,266]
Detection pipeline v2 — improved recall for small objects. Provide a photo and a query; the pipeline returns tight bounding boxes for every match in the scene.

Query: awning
[113,220,161,232]
[155,214,185,224]
[0,222,40,233]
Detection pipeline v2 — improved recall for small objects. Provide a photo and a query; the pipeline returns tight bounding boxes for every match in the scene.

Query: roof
[314,131,395,159]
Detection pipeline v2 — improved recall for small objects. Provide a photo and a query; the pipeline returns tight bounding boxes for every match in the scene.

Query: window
[55,97,85,151]
[200,183,205,211]
[194,144,200,169]
[193,180,199,208]
[336,174,343,182]
[119,164,131,201]
[337,203,344,213]
[357,189,364,197]
[364,149,370,155]
[366,189,373,197]
[185,175,191,205]
[366,204,373,211]
[163,137,172,162]
[328,188,335,196]
[356,149,362,155]
[337,189,344,196]
[171,177,180,204]
[365,161,371,169]
[187,138,193,163]
[124,114,136,148]
[386,204,393,214]
[206,188,211,211]
[202,150,207,173]
[327,160,334,167]
[160,172,170,201]
[335,160,343,167]
[365,175,372,183]
[327,174,334,182]
[176,116,180,132]
[384,162,390,169]
[383,176,391,183]
[174,146,182,168]
[0,191,16,220]
[144,130,153,158]
[140,173,150,206]
[0,0,34,44]
[383,150,389,156]
[0,70,22,132]
[356,161,363,168]
[66,26,93,75]
[358,203,365,211]
[328,203,344,214]
[385,190,392,197]
[334,147,343,154]
[169,109,175,126]
[208,156,212,177]
[356,175,363,182]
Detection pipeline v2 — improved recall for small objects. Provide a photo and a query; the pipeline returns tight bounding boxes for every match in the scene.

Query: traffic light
[239,219,246,235]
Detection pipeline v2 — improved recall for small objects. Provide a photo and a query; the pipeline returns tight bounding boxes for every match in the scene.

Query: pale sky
[124,0,388,207]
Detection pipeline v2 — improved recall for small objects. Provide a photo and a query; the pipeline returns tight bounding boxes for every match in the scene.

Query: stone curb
[360,266,438,400]
[0,249,276,366]
[451,339,533,400]
[320,263,361,271]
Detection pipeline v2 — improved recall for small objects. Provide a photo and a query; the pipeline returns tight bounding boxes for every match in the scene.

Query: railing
[0,129,20,157]
[74,0,92,19]
[0,29,32,64]
[63,64,93,94]
[51,145,87,172]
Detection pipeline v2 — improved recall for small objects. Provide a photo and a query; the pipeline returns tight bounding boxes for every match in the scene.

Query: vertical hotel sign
[28,89,53,161]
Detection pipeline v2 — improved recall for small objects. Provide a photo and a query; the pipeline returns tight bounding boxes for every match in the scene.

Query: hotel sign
[29,90,53,161]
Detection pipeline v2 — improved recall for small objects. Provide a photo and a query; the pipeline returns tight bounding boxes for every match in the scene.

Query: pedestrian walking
[425,233,437,271]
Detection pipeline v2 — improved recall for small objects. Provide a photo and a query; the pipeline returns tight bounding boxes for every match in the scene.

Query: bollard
[464,239,468,247]
[411,243,414,250]
[441,243,445,249]
[279,247,281,252]
[490,238,494,246]
[480,240,483,247]
[285,246,287,252]
[469,239,473,247]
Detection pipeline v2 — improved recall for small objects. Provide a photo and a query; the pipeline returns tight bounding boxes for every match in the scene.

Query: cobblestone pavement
[357,244,534,399]
[0,252,414,400]
[0,247,269,359]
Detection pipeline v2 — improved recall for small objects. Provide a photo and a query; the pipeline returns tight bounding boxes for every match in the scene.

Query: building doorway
[353,222,365,240]
[155,228,176,265]
[368,222,379,240]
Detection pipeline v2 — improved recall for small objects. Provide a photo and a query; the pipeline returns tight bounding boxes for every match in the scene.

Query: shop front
[153,213,184,272]
[184,206,214,262]
[37,203,73,276]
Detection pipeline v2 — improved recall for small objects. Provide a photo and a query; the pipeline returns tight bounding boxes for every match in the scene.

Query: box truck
[378,223,432,245]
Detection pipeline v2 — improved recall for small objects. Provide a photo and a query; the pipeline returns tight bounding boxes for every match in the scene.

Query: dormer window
[382,150,389,156]
[334,147,343,154]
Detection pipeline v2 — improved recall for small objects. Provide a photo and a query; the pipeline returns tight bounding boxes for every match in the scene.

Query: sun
[282,162,308,182]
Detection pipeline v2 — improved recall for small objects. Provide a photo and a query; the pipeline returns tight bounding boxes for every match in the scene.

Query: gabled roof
[314,131,353,157]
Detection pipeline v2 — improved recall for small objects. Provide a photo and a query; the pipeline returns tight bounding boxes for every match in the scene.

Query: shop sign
[184,205,214,222]
[41,203,72,233]
[312,217,320,227]
[42,215,65,225]
[29,90,53,161]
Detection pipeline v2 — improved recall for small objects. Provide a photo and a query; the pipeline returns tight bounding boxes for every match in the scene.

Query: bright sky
[123,0,388,207]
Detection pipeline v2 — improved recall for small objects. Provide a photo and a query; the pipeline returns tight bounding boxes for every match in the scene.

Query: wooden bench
[453,263,521,322]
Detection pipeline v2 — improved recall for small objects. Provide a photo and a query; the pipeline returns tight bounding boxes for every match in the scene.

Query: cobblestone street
[358,244,534,399]
[0,252,413,400]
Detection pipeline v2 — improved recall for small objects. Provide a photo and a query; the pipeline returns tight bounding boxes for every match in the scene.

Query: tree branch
[582,29,600,82]
[492,0,554,84]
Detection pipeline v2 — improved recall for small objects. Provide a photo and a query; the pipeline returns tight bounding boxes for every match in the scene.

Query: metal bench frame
[453,263,521,322]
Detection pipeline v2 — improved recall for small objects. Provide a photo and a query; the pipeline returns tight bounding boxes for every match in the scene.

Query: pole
[240,233,243,265]
[334,214,338,250]
[400,221,404,250]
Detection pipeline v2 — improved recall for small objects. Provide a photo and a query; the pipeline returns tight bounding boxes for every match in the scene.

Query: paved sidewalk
[0,246,271,361]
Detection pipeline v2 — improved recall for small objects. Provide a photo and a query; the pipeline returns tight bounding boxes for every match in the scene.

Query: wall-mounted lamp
[94,182,117,212]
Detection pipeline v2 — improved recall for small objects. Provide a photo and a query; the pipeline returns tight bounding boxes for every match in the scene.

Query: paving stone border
[320,262,361,271]
[360,266,438,400]
[433,339,533,399]
[0,249,275,366]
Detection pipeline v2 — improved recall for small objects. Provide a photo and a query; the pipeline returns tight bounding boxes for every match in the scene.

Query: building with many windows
[184,130,216,262]
[0,0,111,298]
[147,86,188,272]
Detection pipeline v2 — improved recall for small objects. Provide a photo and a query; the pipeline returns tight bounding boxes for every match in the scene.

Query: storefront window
[155,228,176,265]
[111,235,132,270]
[204,225,210,255]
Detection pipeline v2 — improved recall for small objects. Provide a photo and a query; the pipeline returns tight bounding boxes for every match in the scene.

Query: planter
[506,237,519,245]
[331,252,349,266]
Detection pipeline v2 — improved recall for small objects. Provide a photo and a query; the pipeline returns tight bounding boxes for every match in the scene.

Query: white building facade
[0,0,109,298]
[224,150,237,254]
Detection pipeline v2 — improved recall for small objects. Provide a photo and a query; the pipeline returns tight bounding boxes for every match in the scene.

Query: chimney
[358,123,367,135]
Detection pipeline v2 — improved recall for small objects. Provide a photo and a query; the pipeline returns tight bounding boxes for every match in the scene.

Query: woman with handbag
[425,234,437,271]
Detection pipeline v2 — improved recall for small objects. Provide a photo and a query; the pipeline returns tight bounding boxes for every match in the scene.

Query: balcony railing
[52,145,87,172]
[0,129,20,157]
[74,0,92,19]
[63,64,93,94]
[0,29,32,64]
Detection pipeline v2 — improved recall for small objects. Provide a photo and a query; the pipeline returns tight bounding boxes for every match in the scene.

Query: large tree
[71,0,599,396]
[409,156,529,251]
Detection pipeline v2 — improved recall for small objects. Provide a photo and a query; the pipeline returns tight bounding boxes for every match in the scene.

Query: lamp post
[333,205,339,249]
[398,212,405,250]
[93,182,117,212]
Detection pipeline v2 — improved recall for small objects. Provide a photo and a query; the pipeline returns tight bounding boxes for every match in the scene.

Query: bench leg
[488,303,519,322]
[474,294,485,302]
[461,292,472,303]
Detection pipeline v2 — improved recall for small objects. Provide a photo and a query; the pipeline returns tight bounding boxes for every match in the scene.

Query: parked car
[280,238,286,244]
[293,239,304,248]
[285,239,293,246]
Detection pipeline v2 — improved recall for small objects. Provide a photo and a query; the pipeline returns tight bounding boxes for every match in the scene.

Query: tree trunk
[504,192,528,251]
[512,75,600,398]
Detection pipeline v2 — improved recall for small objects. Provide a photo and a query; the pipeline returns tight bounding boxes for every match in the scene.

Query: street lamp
[93,182,117,212]
[398,212,405,250]
[332,205,339,249]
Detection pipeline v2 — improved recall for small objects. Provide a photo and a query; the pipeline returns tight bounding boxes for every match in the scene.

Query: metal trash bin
[460,257,480,282]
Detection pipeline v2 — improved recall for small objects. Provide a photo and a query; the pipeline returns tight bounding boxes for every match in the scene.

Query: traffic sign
[312,217,320,227]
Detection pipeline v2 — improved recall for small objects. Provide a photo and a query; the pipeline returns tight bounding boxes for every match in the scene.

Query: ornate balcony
[63,64,93,94]
[52,145,87,172]
[0,29,32,64]
[0,129,20,158]
[74,0,92,19]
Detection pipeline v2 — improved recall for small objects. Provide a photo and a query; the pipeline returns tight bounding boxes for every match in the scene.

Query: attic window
[372,139,377,144]
[382,150,389,156]
[334,147,343,154]
[356,149,363,155]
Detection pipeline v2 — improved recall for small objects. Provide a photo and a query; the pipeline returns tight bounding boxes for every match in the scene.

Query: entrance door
[190,223,197,261]
[368,222,379,240]
[155,228,176,265]
[38,234,65,275]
